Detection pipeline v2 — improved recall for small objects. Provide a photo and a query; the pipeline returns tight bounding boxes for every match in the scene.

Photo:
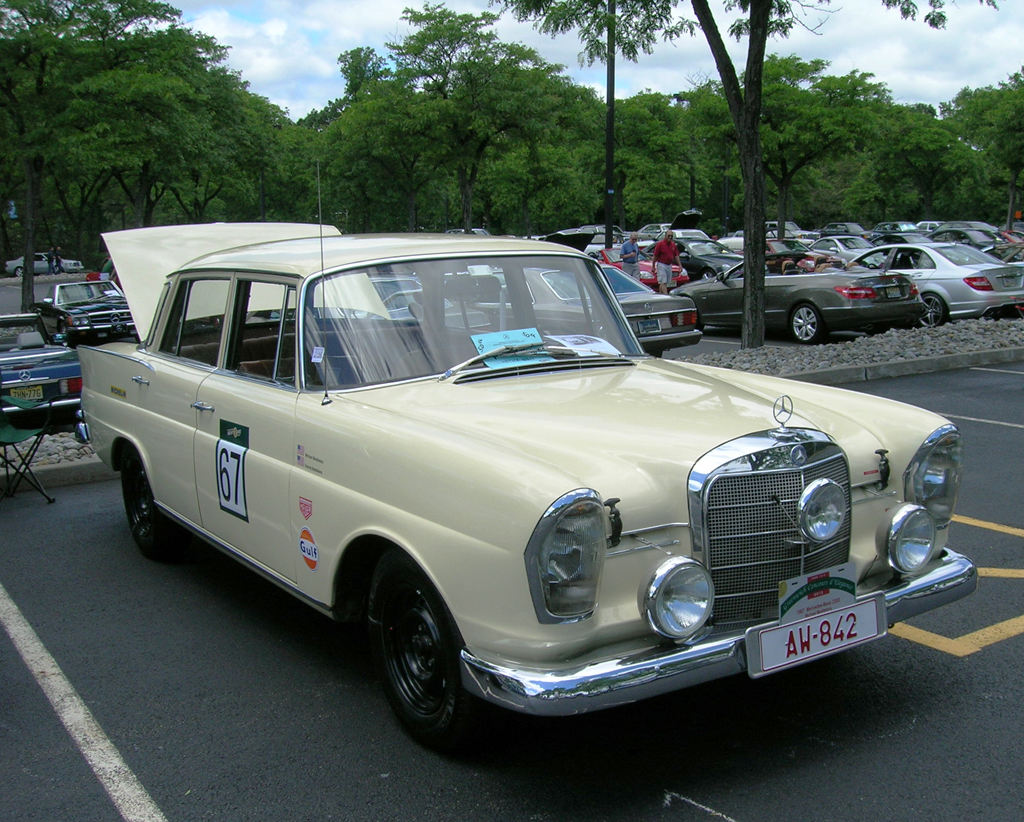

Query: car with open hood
[76,223,976,751]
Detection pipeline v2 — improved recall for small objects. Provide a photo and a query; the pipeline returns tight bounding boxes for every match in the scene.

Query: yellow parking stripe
[888,623,978,657]
[952,515,1024,538]
[978,568,1024,578]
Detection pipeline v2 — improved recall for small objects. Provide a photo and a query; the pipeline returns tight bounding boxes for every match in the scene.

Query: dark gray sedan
[671,262,925,344]
[600,265,701,355]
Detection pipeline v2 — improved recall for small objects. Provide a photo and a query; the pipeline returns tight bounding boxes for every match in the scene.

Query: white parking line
[970,367,1024,376]
[0,580,168,822]
[939,413,1024,430]
[663,792,741,820]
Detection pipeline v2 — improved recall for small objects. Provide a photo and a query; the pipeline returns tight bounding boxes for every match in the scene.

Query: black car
[674,239,743,280]
[818,222,869,237]
[31,280,137,347]
[870,232,936,246]
[926,226,1000,250]
[0,313,82,428]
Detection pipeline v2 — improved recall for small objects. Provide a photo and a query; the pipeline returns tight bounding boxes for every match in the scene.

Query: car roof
[104,223,585,340]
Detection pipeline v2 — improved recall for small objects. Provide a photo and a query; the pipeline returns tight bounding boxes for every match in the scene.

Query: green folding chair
[0,395,56,503]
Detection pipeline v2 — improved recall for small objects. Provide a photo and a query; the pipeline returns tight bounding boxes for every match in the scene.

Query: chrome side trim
[155,501,335,619]
[460,548,977,716]
[78,345,156,371]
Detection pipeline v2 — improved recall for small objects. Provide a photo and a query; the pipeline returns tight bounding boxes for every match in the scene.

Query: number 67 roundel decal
[217,420,249,521]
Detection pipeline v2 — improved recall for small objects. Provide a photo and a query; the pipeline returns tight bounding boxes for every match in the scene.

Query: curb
[13,345,1024,494]
[789,345,1024,385]
[11,455,118,496]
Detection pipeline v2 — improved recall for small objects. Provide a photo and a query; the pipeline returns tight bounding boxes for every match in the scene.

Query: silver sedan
[848,243,1024,327]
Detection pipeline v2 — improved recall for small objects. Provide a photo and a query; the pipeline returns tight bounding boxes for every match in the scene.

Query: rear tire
[121,446,188,561]
[789,303,826,344]
[368,550,483,752]
[919,293,948,328]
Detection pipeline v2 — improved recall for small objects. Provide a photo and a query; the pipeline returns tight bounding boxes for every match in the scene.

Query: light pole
[604,0,615,249]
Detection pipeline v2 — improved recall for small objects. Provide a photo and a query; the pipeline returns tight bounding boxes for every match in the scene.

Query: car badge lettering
[299,497,313,520]
[226,426,241,439]
[110,385,127,399]
[299,527,318,571]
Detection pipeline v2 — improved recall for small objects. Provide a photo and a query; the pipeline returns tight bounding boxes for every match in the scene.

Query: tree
[946,69,1024,228]
[499,0,999,347]
[388,4,562,231]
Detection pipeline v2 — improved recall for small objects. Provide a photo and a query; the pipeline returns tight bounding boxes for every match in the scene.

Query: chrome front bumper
[460,548,977,716]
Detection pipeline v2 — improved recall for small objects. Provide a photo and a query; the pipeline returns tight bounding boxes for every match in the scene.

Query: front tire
[368,550,482,752]
[919,293,948,328]
[789,303,826,344]
[121,446,188,561]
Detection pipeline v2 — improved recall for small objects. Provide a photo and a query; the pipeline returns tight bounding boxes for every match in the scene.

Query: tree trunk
[690,0,771,349]
[1007,168,1020,229]
[458,167,473,231]
[20,155,44,312]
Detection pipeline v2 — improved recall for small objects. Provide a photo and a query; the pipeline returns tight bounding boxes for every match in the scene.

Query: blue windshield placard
[470,328,553,368]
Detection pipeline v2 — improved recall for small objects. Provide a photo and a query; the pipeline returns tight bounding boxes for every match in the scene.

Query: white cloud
[173,0,1023,119]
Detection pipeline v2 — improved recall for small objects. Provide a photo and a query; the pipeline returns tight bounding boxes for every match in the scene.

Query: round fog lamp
[887,503,938,575]
[640,557,714,639]
[798,478,846,543]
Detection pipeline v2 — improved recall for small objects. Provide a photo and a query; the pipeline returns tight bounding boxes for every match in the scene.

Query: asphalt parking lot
[2,363,1023,822]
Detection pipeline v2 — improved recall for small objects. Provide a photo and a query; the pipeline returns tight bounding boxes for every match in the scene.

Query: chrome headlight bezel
[887,503,938,575]
[640,556,715,640]
[524,489,607,624]
[797,477,846,543]
[903,424,962,529]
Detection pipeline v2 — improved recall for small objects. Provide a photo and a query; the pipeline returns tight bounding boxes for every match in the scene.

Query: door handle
[131,375,150,386]
[191,401,215,412]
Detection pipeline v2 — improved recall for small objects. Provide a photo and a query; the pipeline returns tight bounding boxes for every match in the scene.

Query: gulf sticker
[299,527,319,571]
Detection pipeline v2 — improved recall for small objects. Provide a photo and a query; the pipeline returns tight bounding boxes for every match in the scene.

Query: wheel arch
[332,534,397,623]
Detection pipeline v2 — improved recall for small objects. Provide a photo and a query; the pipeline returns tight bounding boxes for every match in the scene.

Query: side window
[916,252,936,270]
[159,279,230,366]
[226,280,296,384]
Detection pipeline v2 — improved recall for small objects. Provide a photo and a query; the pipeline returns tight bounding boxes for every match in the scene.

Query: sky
[170,0,1021,121]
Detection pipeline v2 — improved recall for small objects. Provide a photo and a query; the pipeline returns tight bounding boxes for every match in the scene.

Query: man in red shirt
[650,230,681,294]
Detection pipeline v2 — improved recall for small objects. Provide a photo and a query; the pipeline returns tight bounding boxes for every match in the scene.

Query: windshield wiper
[440,341,582,381]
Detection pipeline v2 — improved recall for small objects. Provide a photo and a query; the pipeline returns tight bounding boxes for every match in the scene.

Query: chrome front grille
[688,430,851,632]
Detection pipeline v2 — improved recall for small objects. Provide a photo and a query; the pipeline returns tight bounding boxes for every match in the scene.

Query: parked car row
[5,252,86,277]
[75,222,978,751]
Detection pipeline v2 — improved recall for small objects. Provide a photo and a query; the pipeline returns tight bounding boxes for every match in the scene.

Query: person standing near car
[46,247,56,274]
[620,232,641,280]
[54,247,64,274]
[650,230,681,294]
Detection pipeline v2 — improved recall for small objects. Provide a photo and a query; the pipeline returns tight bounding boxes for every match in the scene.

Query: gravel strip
[32,318,1024,466]
[673,317,1024,376]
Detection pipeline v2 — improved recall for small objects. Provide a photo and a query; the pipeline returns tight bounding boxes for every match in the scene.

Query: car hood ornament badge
[773,394,794,429]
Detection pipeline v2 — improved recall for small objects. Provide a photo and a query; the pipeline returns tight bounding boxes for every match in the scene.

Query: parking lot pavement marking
[952,514,1024,538]
[0,580,168,822]
[969,367,1024,376]
[939,413,1024,430]
[890,566,1024,657]
[663,792,741,820]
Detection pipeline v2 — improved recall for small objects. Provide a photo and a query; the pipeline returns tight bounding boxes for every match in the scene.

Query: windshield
[936,245,1002,266]
[56,283,124,304]
[302,254,640,389]
[602,266,651,295]
[685,241,732,255]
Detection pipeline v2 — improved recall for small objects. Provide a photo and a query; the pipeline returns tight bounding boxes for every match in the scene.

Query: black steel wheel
[368,550,481,751]
[121,446,187,561]
[789,302,826,344]
[919,293,948,328]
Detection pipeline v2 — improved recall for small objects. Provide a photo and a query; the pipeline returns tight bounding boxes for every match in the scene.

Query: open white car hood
[102,223,341,341]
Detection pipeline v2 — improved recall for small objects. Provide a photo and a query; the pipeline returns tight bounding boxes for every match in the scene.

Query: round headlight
[798,478,846,543]
[640,557,714,639]
[904,425,962,528]
[887,503,938,575]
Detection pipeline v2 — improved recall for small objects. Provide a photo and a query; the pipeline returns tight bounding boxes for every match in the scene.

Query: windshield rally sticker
[299,527,319,571]
[216,420,249,521]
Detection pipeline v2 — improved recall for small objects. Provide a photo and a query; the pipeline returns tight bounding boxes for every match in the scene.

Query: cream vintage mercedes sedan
[77,223,977,750]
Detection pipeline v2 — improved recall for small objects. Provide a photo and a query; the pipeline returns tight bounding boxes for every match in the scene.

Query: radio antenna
[317,160,331,405]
